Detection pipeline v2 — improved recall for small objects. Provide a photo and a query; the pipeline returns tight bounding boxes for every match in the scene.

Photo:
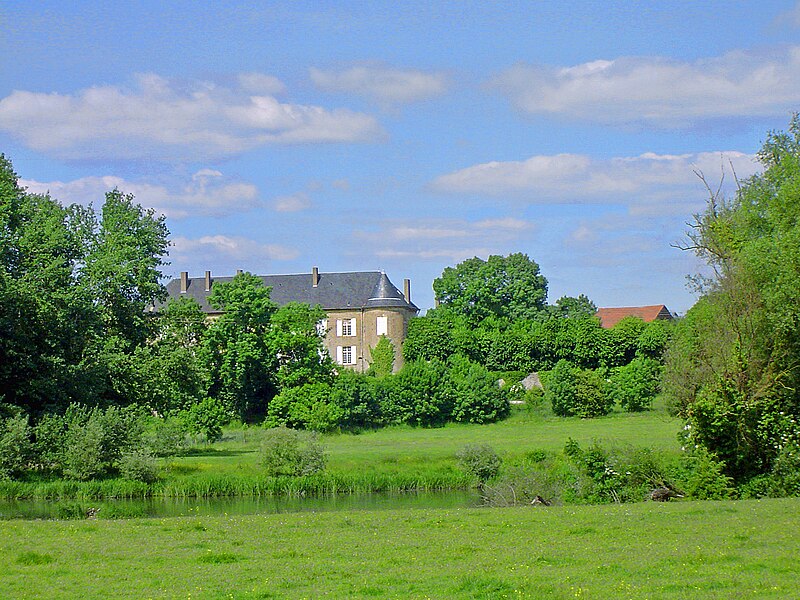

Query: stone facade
[162,268,418,373]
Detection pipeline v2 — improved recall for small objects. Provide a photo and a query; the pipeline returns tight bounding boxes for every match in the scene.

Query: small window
[377,315,388,336]
[337,318,356,337]
[337,345,356,365]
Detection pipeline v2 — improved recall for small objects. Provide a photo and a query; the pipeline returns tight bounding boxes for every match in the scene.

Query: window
[337,345,356,365]
[336,318,356,337]
[377,315,388,336]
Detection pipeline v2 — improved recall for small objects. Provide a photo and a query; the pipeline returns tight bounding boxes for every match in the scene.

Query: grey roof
[162,270,419,313]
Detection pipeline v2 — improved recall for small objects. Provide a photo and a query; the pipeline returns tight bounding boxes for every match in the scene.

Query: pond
[0,490,482,520]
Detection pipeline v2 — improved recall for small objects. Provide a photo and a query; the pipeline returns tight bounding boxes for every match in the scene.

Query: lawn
[1,497,797,599]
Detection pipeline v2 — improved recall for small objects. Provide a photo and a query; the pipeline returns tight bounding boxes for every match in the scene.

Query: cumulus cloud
[0,73,383,161]
[21,169,261,219]
[170,235,299,263]
[272,192,312,212]
[354,217,533,263]
[491,46,800,126]
[432,150,760,215]
[310,64,448,105]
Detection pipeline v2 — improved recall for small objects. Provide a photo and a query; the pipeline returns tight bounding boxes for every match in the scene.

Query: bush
[546,360,612,418]
[367,336,395,377]
[329,371,381,430]
[0,414,32,479]
[62,417,107,481]
[118,449,159,483]
[142,418,187,457]
[446,355,510,424]
[680,447,735,500]
[183,397,232,443]
[381,359,450,427]
[609,357,661,412]
[456,444,502,483]
[259,427,326,476]
[265,383,342,432]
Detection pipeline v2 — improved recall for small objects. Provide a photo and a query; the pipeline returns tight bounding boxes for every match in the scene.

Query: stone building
[163,267,419,372]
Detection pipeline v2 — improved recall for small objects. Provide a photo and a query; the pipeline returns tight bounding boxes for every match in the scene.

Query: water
[0,490,481,520]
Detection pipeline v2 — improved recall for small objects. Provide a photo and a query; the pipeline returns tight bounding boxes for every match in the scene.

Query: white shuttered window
[376,316,388,336]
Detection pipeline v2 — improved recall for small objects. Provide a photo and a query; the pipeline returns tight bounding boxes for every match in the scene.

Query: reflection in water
[0,490,481,520]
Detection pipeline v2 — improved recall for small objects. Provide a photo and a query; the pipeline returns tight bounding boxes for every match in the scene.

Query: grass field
[1,497,797,599]
[1,406,684,500]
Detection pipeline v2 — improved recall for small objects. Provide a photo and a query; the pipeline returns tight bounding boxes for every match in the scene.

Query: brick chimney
[403,278,411,304]
[312,266,320,287]
[204,270,212,292]
[180,271,189,293]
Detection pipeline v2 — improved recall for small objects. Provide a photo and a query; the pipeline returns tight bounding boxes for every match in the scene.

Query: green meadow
[1,498,797,599]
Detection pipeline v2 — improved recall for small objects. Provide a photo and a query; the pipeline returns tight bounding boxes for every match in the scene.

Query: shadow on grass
[181,448,251,458]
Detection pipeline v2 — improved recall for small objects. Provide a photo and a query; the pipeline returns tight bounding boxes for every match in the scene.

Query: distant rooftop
[595,305,673,329]
[162,268,419,313]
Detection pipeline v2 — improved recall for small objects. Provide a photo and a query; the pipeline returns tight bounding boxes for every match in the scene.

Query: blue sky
[2,1,800,314]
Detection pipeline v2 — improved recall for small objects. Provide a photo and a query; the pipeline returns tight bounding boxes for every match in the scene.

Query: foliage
[367,335,395,377]
[548,294,597,319]
[545,360,612,418]
[267,302,333,389]
[265,383,341,432]
[329,371,381,430]
[680,447,735,500]
[432,253,548,323]
[204,272,278,421]
[0,414,32,479]
[259,427,326,476]
[609,356,661,412]
[117,450,159,483]
[380,359,450,427]
[445,355,510,424]
[665,116,800,481]
[455,443,502,483]
[182,397,231,443]
[0,155,170,415]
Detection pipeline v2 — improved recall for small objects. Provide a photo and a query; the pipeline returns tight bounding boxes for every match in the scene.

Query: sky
[2,1,800,315]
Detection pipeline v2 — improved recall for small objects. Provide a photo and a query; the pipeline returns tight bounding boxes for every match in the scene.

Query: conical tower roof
[365,272,413,308]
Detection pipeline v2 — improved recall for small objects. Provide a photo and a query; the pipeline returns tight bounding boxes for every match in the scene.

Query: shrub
[381,359,450,427]
[33,413,67,471]
[330,371,381,430]
[259,427,326,476]
[446,355,510,424]
[62,417,107,481]
[183,397,232,443]
[0,414,32,479]
[265,383,341,432]
[367,336,395,377]
[680,447,735,500]
[609,357,661,412]
[118,449,159,483]
[546,360,612,418]
[143,418,187,457]
[456,444,502,483]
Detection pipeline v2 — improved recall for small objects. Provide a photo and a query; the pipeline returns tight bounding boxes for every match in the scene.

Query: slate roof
[595,305,673,329]
[163,270,419,313]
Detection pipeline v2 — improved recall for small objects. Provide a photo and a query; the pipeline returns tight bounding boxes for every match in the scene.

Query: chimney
[180,271,189,293]
[403,278,411,304]
[204,270,212,292]
[312,266,320,287]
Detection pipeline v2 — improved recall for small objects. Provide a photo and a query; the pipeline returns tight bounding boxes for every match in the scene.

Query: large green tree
[665,116,800,480]
[432,253,548,324]
[0,155,170,414]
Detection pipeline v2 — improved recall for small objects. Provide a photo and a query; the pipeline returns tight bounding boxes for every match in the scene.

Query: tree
[367,335,395,377]
[267,302,333,389]
[548,294,597,320]
[432,253,548,324]
[204,272,278,421]
[665,116,800,480]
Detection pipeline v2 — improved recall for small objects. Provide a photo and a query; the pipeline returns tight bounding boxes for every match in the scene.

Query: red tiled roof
[595,305,672,329]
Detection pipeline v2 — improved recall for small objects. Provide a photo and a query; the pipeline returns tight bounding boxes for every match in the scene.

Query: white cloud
[170,235,299,263]
[433,150,760,215]
[354,217,534,264]
[272,192,312,212]
[21,169,261,219]
[310,64,448,105]
[0,73,383,160]
[491,46,800,126]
